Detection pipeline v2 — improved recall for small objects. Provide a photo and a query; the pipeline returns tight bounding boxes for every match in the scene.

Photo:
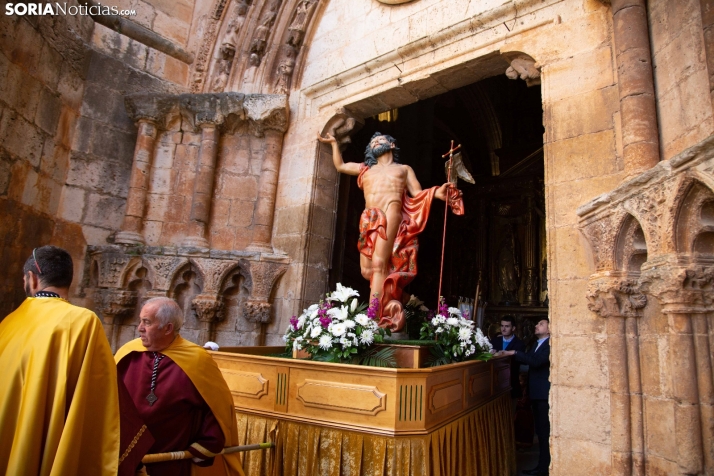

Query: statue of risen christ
[318,131,463,331]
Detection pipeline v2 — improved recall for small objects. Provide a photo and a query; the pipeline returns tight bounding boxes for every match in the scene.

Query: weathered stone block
[84,193,126,229]
[644,397,677,461]
[36,42,62,90]
[2,111,45,166]
[228,200,254,228]
[35,87,62,135]
[66,155,131,197]
[543,46,614,103]
[209,228,235,250]
[554,335,609,388]
[547,86,618,143]
[3,64,42,122]
[40,138,70,182]
[551,436,611,476]
[547,130,618,184]
[219,174,258,200]
[555,385,611,444]
[549,174,623,228]
[273,205,308,236]
[551,226,596,280]
[58,185,86,222]
[152,10,189,46]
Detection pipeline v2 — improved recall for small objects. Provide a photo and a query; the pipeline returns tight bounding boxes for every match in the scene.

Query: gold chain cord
[119,425,148,464]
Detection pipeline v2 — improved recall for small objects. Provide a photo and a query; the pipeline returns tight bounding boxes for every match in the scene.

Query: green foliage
[357,346,397,368]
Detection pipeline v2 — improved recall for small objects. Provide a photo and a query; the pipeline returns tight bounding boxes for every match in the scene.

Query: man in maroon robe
[116,298,244,476]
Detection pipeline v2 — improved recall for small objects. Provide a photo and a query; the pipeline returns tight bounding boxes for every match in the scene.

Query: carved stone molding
[586,275,647,318]
[97,288,138,324]
[639,262,714,314]
[124,93,287,135]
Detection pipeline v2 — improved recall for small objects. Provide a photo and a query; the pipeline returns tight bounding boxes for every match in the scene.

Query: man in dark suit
[499,318,550,476]
[491,315,526,404]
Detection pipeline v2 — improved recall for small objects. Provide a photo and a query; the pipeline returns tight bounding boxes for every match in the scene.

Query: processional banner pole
[437,140,461,311]
[141,442,275,464]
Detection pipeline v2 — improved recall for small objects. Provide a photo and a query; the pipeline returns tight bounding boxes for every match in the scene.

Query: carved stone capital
[244,94,289,135]
[320,107,365,150]
[192,295,224,323]
[243,260,288,301]
[504,53,541,87]
[241,299,272,323]
[97,289,138,324]
[640,263,714,314]
[587,275,647,318]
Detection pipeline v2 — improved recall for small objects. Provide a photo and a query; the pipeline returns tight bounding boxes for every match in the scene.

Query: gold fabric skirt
[236,392,515,476]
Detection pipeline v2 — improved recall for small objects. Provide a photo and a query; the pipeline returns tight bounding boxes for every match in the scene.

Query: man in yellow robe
[115,297,245,476]
[0,245,150,476]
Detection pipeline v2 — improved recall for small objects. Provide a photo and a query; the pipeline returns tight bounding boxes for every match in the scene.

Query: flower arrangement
[419,298,493,365]
[283,283,390,363]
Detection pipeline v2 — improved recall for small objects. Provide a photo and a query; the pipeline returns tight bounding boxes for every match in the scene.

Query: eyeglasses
[32,248,42,275]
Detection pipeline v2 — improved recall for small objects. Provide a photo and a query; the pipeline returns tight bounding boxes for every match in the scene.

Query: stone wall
[0,4,192,316]
[0,8,94,316]
[649,0,714,161]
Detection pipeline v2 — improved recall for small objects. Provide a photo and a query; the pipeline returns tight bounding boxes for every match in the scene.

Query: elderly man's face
[369,135,394,159]
[138,303,174,352]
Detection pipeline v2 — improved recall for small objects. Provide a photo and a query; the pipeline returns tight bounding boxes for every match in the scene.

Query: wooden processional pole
[437,140,461,311]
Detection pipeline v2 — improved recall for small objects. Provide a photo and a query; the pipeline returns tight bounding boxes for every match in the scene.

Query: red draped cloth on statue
[357,164,464,325]
[118,353,225,476]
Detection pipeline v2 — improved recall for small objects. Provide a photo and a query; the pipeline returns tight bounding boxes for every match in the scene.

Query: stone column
[523,195,539,306]
[183,122,221,248]
[668,312,704,474]
[640,264,714,474]
[116,119,158,244]
[610,0,660,177]
[248,129,284,251]
[587,275,647,475]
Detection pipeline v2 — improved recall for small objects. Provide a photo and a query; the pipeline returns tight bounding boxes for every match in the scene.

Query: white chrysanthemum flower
[458,327,473,341]
[355,313,369,326]
[328,283,360,303]
[310,326,322,338]
[318,335,332,350]
[360,329,374,345]
[297,314,307,328]
[339,336,352,347]
[446,317,459,326]
[344,319,356,329]
[331,322,347,337]
[327,306,348,321]
[432,315,446,325]
[448,307,462,316]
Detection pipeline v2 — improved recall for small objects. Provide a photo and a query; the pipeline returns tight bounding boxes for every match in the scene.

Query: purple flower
[289,315,298,330]
[367,294,380,320]
[319,315,331,328]
[438,297,448,316]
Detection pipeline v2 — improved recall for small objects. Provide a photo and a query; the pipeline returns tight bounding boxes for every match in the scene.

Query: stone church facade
[1,0,712,474]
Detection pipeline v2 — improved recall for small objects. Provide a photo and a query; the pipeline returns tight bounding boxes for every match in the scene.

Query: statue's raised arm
[317,131,464,332]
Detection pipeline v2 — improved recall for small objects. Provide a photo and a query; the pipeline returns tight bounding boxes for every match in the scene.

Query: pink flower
[289,315,298,330]
[367,294,380,320]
